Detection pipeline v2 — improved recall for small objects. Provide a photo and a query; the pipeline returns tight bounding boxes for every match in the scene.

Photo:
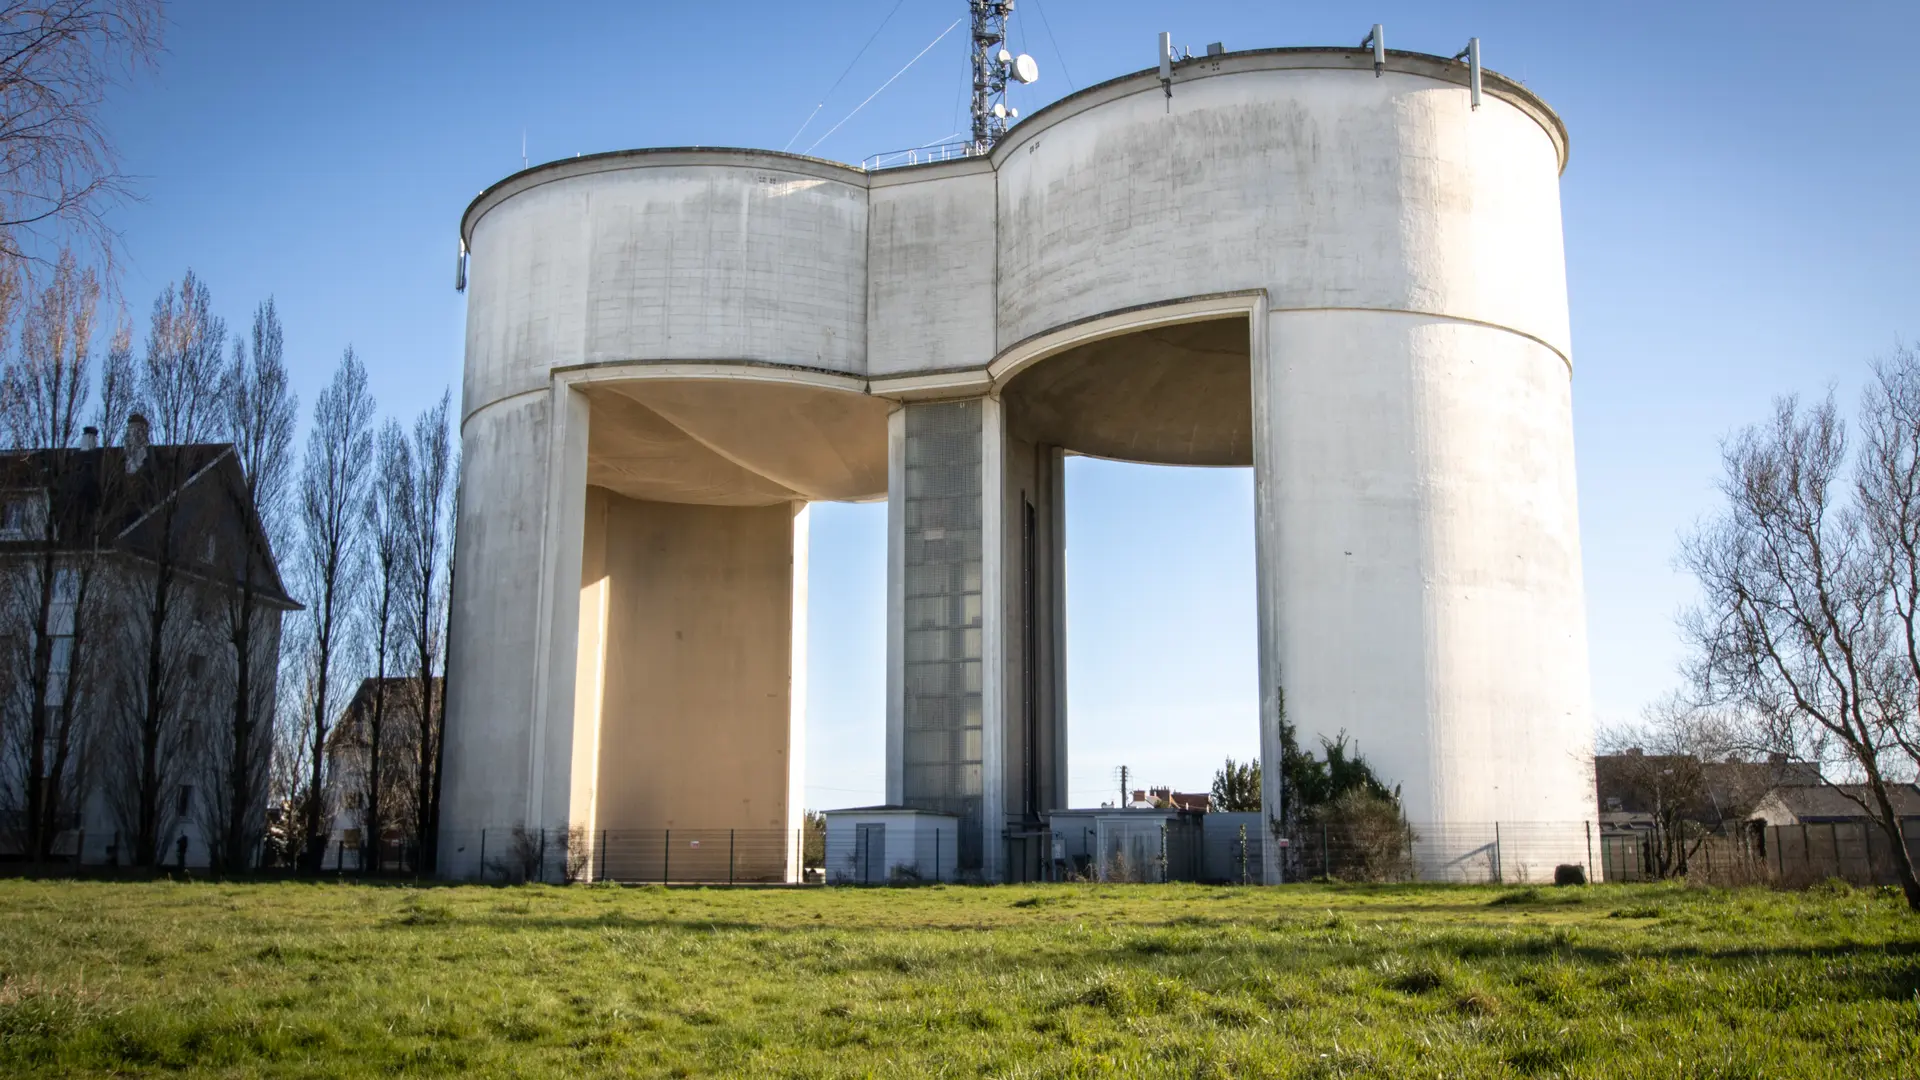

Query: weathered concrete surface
[587,493,801,836]
[444,47,1596,883]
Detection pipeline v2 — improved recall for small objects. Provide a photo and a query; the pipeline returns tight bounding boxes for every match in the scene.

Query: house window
[0,498,25,537]
[176,785,194,817]
[45,635,72,707]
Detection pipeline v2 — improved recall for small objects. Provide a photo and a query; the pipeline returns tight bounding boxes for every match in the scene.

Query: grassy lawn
[0,879,1915,1077]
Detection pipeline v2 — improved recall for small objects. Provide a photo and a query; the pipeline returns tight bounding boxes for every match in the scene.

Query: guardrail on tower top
[860,141,974,171]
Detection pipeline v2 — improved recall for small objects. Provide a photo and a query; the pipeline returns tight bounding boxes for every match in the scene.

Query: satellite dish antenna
[997,48,1012,63]
[992,102,1007,118]
[1012,53,1040,84]
[1007,106,1018,118]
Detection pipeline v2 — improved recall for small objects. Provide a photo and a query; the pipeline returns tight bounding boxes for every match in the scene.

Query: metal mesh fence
[436,828,809,884]
[1035,820,1598,884]
[1603,821,1920,887]
[312,819,1920,888]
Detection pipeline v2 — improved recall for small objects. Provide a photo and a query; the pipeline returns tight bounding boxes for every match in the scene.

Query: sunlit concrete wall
[444,47,1596,884]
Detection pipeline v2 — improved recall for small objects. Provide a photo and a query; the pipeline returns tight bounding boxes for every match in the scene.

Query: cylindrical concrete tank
[443,45,1596,885]
[982,50,1589,880]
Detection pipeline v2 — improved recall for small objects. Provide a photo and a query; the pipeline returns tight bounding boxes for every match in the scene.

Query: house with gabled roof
[0,416,298,868]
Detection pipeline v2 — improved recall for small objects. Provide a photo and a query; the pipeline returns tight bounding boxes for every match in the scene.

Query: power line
[783,0,911,152]
[807,15,964,155]
[1027,0,1075,90]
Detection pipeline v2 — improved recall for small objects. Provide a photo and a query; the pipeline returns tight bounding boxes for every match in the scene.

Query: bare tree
[0,2,162,269]
[403,391,451,871]
[90,308,129,442]
[294,347,372,871]
[111,268,223,867]
[0,248,109,861]
[357,419,408,871]
[1596,699,1748,879]
[1682,369,1920,911]
[198,298,294,871]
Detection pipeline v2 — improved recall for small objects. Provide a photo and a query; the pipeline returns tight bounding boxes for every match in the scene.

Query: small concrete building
[822,807,958,884]
[439,41,1597,883]
[1048,808,1204,883]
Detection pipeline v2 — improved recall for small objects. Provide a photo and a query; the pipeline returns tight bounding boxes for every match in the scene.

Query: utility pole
[1114,765,1130,807]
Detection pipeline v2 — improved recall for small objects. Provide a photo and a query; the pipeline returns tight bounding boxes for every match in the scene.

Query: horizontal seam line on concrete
[459,386,548,434]
[464,303,1571,428]
[1266,306,1572,373]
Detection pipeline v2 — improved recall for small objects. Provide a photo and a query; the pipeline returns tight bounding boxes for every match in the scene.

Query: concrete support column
[888,398,997,877]
[997,424,1069,882]
[1254,308,1595,883]
[889,396,1069,883]
[439,383,591,879]
[786,503,811,883]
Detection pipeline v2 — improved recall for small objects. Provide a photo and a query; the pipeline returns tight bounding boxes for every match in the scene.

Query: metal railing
[860,141,973,172]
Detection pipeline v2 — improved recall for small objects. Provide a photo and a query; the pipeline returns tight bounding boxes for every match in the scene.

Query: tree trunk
[22,540,58,863]
[223,578,256,873]
[1862,772,1920,912]
[301,575,337,875]
[414,645,434,872]
[366,589,389,874]
[135,556,173,869]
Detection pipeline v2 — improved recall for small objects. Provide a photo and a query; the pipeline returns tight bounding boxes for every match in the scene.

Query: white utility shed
[822,807,959,884]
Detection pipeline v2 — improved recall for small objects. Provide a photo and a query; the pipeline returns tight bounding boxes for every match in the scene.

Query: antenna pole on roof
[967,1,1041,155]
[970,0,1015,154]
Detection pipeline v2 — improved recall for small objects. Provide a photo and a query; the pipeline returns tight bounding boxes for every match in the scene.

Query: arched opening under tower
[987,316,1259,880]
[572,376,890,881]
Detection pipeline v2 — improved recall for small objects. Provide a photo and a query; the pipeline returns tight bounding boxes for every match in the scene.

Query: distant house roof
[1135,787,1213,812]
[1595,752,1823,829]
[0,442,297,608]
[822,806,957,817]
[1751,783,1920,825]
[325,676,445,755]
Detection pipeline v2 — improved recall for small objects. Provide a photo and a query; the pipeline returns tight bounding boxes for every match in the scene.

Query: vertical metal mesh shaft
[901,400,985,868]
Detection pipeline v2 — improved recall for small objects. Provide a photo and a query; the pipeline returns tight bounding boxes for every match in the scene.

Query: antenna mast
[969,0,1015,153]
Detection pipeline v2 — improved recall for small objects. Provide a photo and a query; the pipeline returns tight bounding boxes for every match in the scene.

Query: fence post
[1493,822,1503,884]
[479,829,487,882]
[1585,821,1593,881]
[1321,824,1330,880]
[663,829,670,885]
[934,828,941,883]
[729,829,735,886]
[599,830,608,882]
[538,829,548,884]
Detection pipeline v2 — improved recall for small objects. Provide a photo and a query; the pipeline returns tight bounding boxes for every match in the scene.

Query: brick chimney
[80,426,98,450]
[124,413,149,473]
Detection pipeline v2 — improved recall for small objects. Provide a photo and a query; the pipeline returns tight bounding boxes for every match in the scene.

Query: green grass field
[0,878,1915,1078]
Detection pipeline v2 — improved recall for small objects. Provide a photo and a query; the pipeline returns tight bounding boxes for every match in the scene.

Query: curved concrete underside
[582,316,1256,511]
[1003,318,1253,467]
[585,379,892,505]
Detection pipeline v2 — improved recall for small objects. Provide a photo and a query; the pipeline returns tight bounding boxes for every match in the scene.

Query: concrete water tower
[438,34,1597,884]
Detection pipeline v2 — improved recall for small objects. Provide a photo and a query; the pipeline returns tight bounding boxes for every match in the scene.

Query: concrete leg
[439,384,591,879]
[889,399,994,876]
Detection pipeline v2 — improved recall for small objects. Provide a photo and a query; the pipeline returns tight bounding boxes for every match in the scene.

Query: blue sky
[97,2,1919,808]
